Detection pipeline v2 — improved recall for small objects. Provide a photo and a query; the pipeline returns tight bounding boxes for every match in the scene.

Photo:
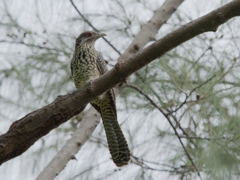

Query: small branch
[180,136,240,150]
[95,168,122,180]
[125,84,202,179]
[125,84,166,115]
[191,46,212,69]
[173,75,216,113]
[132,161,176,173]
[180,136,212,141]
[132,155,179,170]
[0,40,58,51]
[178,102,197,123]
[70,159,111,180]
[132,155,176,172]
[69,0,121,55]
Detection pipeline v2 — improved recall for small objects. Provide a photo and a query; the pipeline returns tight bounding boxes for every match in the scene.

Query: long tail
[91,90,130,167]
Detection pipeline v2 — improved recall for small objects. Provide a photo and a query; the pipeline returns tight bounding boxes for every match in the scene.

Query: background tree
[0,0,240,180]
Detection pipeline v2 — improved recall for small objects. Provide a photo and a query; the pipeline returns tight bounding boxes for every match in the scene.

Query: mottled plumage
[71,31,130,167]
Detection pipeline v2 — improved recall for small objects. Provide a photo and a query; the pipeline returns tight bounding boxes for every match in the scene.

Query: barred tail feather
[91,91,130,167]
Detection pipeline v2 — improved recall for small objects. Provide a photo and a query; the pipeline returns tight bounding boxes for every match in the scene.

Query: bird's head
[75,31,107,49]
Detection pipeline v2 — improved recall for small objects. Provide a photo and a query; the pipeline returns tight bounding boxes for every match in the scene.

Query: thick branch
[0,0,239,166]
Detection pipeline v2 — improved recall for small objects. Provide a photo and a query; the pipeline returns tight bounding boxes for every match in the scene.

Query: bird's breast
[71,49,100,89]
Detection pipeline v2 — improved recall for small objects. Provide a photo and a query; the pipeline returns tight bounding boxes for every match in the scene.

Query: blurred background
[0,0,240,179]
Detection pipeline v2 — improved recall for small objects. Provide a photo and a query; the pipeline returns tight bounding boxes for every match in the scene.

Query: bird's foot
[120,77,128,84]
[86,79,93,92]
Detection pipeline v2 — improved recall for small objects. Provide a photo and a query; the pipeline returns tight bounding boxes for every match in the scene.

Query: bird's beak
[98,33,107,37]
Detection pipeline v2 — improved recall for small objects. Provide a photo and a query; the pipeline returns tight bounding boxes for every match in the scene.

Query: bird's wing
[70,61,73,76]
[96,52,116,102]
[96,52,108,75]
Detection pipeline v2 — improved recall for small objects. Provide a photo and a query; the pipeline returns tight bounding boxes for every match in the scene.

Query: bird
[70,31,130,167]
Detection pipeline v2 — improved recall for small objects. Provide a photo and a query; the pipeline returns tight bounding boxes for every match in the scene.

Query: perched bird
[71,31,130,167]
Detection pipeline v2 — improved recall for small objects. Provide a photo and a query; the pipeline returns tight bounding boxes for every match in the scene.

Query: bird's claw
[120,77,127,84]
[86,79,93,92]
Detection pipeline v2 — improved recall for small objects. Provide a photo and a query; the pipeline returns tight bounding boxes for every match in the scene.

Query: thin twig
[191,46,212,69]
[0,40,57,51]
[69,0,121,55]
[125,84,202,179]
[71,159,111,180]
[131,156,177,173]
[180,136,212,141]
[173,74,216,113]
[96,168,122,180]
[178,102,197,123]
[132,155,179,169]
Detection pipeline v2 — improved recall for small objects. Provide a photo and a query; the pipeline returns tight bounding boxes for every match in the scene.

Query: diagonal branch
[0,0,239,168]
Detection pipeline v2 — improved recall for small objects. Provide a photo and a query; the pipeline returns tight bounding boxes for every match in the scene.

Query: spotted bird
[71,31,130,167]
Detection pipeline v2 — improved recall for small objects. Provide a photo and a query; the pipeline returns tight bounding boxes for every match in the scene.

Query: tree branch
[0,0,239,167]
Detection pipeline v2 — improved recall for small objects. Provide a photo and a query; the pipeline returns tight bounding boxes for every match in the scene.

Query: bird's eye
[87,33,92,37]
